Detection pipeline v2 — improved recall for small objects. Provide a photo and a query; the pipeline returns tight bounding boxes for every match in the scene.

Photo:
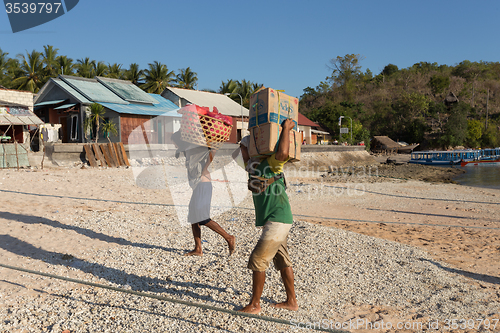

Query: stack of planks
[83,142,130,168]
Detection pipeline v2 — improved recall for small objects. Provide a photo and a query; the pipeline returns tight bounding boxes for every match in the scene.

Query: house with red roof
[298,113,330,144]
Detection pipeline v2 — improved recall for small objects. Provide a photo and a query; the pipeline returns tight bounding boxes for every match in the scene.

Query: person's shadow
[420,258,500,285]
[0,234,241,308]
[0,211,181,254]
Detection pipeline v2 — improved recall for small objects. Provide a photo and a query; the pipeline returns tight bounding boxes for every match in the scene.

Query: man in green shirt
[238,119,298,314]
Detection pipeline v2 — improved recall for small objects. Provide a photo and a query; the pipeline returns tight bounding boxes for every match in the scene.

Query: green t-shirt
[251,155,293,227]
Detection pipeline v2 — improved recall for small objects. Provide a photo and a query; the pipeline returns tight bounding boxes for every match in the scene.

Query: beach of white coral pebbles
[0,159,499,333]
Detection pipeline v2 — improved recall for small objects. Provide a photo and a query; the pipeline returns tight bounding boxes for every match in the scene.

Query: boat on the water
[410,148,500,166]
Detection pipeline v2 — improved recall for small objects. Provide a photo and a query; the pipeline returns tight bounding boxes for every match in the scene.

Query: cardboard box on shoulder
[248,122,301,162]
[249,88,299,129]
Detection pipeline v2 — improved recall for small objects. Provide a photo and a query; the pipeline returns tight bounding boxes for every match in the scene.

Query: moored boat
[410,150,477,165]
[410,148,500,166]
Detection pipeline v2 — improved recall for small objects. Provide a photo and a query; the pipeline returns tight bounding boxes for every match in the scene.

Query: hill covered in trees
[299,54,500,150]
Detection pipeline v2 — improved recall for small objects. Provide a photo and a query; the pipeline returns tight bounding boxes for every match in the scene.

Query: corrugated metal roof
[59,76,128,104]
[97,77,159,105]
[100,94,181,116]
[34,99,66,107]
[163,87,249,117]
[0,106,44,125]
[54,103,77,110]
[52,78,92,104]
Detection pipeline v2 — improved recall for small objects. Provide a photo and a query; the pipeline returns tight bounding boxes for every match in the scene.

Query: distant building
[34,75,180,145]
[297,113,330,144]
[0,87,43,146]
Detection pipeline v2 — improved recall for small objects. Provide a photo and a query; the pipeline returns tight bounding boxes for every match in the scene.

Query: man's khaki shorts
[248,221,293,272]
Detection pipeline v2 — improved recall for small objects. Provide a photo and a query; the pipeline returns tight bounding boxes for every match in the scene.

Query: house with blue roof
[34,75,181,145]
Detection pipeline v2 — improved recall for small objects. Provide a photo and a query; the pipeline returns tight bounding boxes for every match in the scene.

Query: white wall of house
[298,125,312,144]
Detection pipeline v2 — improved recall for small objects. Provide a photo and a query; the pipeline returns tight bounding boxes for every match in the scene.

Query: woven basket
[179,110,233,149]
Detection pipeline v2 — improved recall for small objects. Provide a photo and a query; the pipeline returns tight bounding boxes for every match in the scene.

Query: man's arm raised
[275,119,295,162]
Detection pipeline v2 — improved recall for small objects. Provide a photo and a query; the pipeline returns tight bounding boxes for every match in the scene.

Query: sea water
[453,164,500,190]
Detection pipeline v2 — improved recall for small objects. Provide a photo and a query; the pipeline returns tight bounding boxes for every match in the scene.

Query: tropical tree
[86,103,106,142]
[124,63,144,85]
[466,119,483,148]
[327,54,364,101]
[42,45,59,81]
[11,50,44,93]
[101,119,118,142]
[441,101,470,148]
[0,48,9,86]
[428,74,450,96]
[219,79,239,95]
[93,61,108,77]
[56,55,75,75]
[4,58,21,88]
[174,67,198,89]
[107,63,123,79]
[141,61,175,94]
[76,57,96,78]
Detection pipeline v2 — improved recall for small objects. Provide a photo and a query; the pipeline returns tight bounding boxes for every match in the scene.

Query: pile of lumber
[84,142,130,168]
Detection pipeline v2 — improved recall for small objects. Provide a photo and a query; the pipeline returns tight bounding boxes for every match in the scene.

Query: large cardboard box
[249,88,299,130]
[248,123,301,161]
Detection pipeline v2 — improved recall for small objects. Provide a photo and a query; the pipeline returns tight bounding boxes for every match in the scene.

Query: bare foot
[238,303,261,314]
[270,301,298,311]
[184,250,203,256]
[228,235,236,255]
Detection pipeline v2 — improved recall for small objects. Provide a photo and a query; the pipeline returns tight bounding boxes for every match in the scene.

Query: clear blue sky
[1,0,499,98]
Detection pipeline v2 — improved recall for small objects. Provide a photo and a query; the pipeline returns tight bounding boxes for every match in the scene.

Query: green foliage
[327,54,363,101]
[219,79,263,108]
[124,63,144,85]
[56,55,75,75]
[466,119,483,148]
[393,92,430,118]
[93,61,108,77]
[42,45,59,80]
[428,101,447,117]
[141,61,175,94]
[86,103,106,142]
[410,61,439,74]
[175,67,198,89]
[481,124,500,148]
[76,57,95,78]
[441,102,470,148]
[107,63,124,79]
[101,119,118,141]
[428,75,450,95]
[381,64,398,77]
[11,50,44,93]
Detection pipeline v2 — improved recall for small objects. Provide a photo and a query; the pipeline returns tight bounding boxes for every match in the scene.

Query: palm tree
[101,119,118,142]
[0,48,9,86]
[141,61,175,94]
[219,79,239,95]
[56,55,75,75]
[174,67,198,89]
[42,45,59,81]
[11,50,44,93]
[76,57,96,78]
[93,61,108,77]
[124,63,144,86]
[107,63,123,79]
[4,58,21,88]
[86,103,106,142]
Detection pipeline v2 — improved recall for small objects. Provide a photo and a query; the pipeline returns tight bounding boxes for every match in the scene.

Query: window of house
[70,115,78,141]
